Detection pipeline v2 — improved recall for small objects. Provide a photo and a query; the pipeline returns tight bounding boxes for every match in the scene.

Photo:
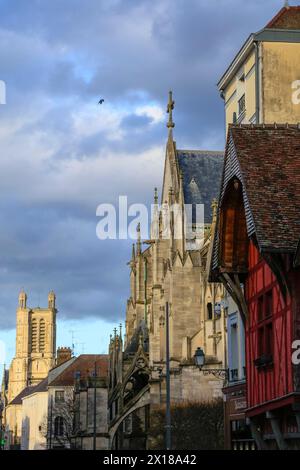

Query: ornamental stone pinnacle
[211,198,218,222]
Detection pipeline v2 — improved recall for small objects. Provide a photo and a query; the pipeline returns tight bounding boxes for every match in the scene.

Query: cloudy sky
[0,0,292,363]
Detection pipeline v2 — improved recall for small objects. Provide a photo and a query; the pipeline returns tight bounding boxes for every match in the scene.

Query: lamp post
[93,361,97,451]
[194,347,228,380]
[165,302,171,450]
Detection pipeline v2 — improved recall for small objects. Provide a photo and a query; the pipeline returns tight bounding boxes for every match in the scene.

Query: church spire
[166,90,175,131]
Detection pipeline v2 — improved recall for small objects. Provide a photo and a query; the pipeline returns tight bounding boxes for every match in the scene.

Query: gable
[176,150,224,224]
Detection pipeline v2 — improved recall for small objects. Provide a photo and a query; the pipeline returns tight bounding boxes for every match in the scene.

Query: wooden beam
[263,253,290,300]
[266,411,288,450]
[222,273,248,326]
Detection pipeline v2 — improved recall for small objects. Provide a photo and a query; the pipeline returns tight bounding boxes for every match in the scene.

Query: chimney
[56,347,72,366]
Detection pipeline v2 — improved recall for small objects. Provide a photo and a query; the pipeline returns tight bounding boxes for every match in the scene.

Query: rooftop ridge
[229,123,300,129]
[176,149,223,154]
[266,5,300,29]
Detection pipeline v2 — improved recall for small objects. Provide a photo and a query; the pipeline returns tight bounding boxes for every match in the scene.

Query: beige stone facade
[126,131,227,403]
[7,291,56,403]
[219,7,300,130]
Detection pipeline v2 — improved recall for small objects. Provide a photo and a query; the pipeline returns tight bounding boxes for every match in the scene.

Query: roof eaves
[218,27,300,92]
[217,34,254,91]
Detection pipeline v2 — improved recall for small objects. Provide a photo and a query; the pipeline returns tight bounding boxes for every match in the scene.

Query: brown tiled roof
[9,377,48,405]
[49,354,108,386]
[228,124,300,253]
[266,6,300,29]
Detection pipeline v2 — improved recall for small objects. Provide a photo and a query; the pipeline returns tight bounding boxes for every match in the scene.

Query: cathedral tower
[7,290,57,402]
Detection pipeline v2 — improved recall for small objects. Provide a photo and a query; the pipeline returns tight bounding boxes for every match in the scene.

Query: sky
[0,0,294,365]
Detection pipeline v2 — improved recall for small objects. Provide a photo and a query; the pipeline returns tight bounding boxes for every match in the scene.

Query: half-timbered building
[210,123,300,450]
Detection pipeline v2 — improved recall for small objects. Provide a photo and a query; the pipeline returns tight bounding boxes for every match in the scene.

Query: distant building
[20,351,75,450]
[72,355,109,450]
[4,291,57,448]
[7,290,57,402]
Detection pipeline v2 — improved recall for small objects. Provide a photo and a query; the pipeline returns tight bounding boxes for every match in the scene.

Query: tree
[148,399,224,450]
[39,390,81,449]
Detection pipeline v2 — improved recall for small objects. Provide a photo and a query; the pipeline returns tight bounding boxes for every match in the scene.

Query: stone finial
[18,289,27,309]
[48,290,56,309]
[136,223,141,254]
[154,187,158,205]
[166,90,175,129]
[284,0,289,7]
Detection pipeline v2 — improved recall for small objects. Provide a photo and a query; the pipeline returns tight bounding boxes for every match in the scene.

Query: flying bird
[98,98,104,104]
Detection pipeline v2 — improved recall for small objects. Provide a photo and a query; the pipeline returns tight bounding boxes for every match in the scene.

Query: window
[207,303,213,320]
[238,94,245,116]
[55,390,65,403]
[256,289,274,366]
[54,416,64,437]
[257,296,264,322]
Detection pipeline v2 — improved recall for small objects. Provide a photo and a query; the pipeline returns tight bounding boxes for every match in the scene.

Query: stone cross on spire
[166,90,175,129]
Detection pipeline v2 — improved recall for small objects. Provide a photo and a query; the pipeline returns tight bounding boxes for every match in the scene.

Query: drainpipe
[254,42,260,124]
[144,258,147,322]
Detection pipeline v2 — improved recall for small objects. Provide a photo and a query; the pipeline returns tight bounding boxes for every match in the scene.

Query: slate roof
[225,124,300,253]
[49,354,108,386]
[124,320,149,357]
[266,6,300,29]
[9,377,48,405]
[176,150,224,224]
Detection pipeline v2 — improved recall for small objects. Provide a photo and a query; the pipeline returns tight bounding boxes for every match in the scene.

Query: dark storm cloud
[0,0,290,330]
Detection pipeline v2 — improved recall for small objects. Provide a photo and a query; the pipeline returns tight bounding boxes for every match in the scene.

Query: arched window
[54,416,64,437]
[39,319,46,352]
[31,318,38,352]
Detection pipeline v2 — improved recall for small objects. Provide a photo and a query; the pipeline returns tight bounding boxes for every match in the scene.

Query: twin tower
[7,290,57,402]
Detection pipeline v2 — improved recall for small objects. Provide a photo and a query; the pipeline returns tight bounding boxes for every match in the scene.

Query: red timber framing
[245,242,294,410]
[209,125,300,449]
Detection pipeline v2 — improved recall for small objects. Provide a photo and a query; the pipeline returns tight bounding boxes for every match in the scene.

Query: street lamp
[194,347,228,380]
